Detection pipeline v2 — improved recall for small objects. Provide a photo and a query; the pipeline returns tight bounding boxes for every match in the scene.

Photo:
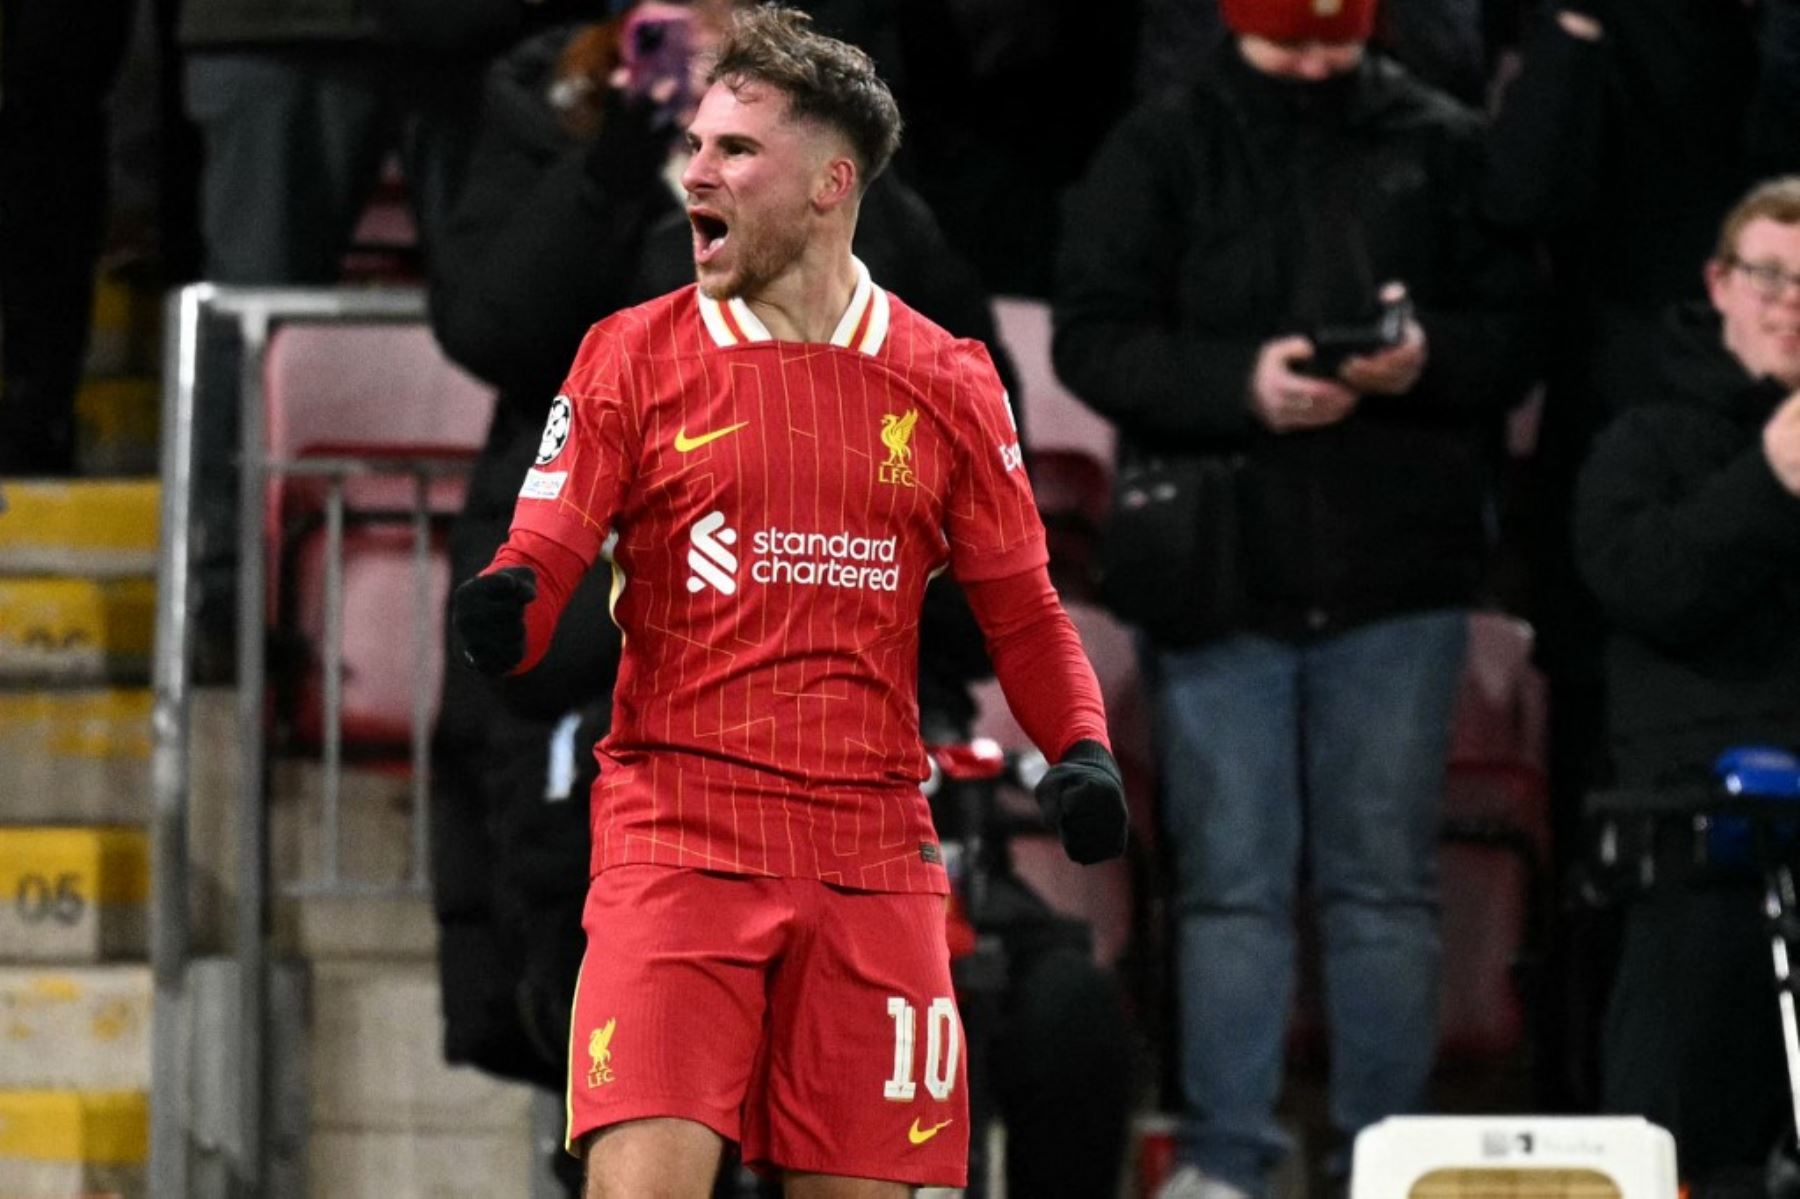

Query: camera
[1295,291,1413,378]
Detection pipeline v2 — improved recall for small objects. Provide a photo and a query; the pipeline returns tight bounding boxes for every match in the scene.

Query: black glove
[1034,739,1129,865]
[452,566,537,676]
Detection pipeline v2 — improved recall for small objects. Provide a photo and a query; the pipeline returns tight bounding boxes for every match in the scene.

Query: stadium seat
[992,297,1118,602]
[263,322,493,469]
[262,320,494,749]
[972,599,1152,967]
[1030,448,1110,603]
[992,296,1116,465]
[340,155,423,283]
[1449,611,1549,775]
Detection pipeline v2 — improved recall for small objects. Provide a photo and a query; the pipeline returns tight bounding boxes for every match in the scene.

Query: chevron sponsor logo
[686,511,740,595]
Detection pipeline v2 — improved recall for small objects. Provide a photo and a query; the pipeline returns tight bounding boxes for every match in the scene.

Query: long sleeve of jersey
[964,565,1110,760]
[485,528,590,675]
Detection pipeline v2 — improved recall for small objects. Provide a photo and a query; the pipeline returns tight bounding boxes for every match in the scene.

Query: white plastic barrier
[1351,1116,1678,1199]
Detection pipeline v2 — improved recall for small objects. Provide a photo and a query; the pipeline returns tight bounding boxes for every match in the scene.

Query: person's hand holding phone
[616,2,699,125]
[1763,390,1800,497]
[1250,336,1360,433]
[1339,283,1428,396]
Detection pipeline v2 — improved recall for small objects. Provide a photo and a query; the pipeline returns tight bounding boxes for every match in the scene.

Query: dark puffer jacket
[1055,43,1541,641]
[1574,304,1800,786]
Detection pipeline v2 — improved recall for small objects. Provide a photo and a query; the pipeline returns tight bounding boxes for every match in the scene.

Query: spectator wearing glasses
[1573,175,1800,1188]
[1481,5,1800,998]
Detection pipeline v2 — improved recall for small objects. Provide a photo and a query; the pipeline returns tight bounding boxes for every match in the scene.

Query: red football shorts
[565,864,969,1188]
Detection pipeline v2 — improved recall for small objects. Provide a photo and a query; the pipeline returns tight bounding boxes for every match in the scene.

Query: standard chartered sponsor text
[750,527,901,592]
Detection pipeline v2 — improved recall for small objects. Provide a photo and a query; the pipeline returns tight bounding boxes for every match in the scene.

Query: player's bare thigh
[581,1118,724,1198]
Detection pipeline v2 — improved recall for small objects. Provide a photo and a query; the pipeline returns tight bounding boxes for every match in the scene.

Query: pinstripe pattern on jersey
[512,266,1044,894]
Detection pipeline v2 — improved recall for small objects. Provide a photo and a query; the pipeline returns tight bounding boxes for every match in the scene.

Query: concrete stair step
[0,576,155,684]
[184,690,437,960]
[308,1128,532,1199]
[279,894,438,963]
[0,688,435,957]
[0,1089,146,1199]
[0,966,150,1090]
[0,827,148,962]
[309,961,531,1134]
[179,957,538,1197]
[75,379,161,477]
[0,479,159,578]
[0,688,151,824]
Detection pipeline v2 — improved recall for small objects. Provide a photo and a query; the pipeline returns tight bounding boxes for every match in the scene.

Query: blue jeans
[1154,611,1468,1196]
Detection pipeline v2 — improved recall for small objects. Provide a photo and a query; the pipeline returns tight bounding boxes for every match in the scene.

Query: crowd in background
[6,0,1800,1196]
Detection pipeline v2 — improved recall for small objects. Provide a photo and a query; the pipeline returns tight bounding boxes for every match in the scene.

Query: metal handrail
[151,284,470,1197]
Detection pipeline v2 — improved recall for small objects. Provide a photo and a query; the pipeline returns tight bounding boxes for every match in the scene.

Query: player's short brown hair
[707,4,902,187]
[1715,176,1800,262]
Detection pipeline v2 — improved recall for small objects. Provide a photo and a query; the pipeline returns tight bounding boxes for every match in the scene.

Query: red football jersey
[511,260,1046,893]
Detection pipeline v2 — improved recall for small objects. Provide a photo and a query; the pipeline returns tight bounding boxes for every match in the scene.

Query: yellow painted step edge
[0,829,149,907]
[0,690,151,761]
[0,481,160,555]
[0,1090,148,1165]
[0,578,157,659]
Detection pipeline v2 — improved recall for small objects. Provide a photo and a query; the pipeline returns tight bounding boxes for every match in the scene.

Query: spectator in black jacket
[1482,5,1800,1105]
[1573,176,1800,1189]
[428,7,1132,1194]
[1055,0,1539,1194]
[1482,0,1800,858]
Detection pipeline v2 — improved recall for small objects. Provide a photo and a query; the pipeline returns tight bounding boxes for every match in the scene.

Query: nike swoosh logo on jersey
[674,422,749,453]
[908,1118,953,1146]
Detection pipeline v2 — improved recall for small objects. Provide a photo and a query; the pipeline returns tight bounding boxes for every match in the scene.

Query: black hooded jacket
[1574,304,1800,785]
[1056,43,1541,640]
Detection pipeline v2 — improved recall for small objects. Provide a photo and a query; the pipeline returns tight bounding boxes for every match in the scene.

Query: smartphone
[1294,296,1412,378]
[619,3,697,123]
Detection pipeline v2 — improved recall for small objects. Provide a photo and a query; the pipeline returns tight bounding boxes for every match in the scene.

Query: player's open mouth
[691,211,730,265]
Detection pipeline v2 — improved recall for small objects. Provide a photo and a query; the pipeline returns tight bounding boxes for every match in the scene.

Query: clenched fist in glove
[451,566,537,676]
[1034,739,1129,865]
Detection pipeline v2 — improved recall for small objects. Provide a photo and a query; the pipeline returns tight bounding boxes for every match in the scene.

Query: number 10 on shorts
[882,996,960,1101]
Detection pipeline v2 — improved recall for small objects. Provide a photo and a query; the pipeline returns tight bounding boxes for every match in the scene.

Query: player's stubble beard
[695,206,811,301]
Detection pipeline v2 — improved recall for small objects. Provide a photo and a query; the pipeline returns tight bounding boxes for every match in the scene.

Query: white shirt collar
[696,257,889,355]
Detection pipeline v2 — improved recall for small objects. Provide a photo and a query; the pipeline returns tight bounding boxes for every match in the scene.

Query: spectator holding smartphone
[1054,0,1541,1194]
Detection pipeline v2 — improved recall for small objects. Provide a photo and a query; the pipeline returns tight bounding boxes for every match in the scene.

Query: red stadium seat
[341,155,423,283]
[1449,611,1548,774]
[262,319,494,749]
[972,600,1153,967]
[263,322,493,465]
[993,296,1116,466]
[286,525,456,746]
[1030,447,1110,603]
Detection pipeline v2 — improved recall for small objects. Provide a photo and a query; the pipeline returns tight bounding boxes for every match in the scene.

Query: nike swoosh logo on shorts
[908,1117,953,1146]
[674,422,749,453]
